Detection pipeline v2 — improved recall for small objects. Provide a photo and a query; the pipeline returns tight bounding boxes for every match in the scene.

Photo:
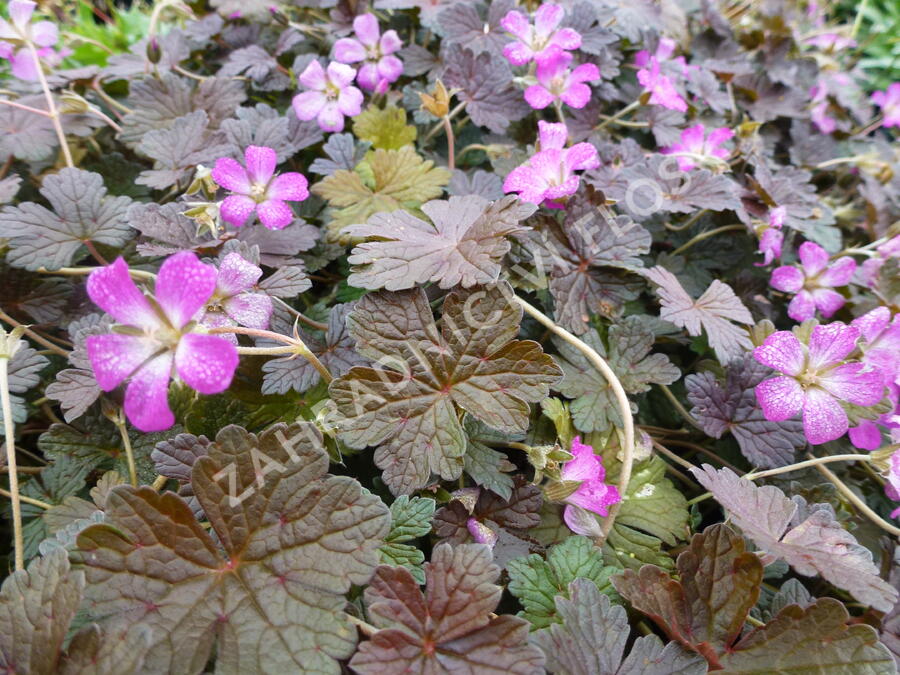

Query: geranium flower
[871,83,900,128]
[885,449,900,518]
[661,123,733,171]
[0,0,67,81]
[769,242,856,321]
[524,47,599,110]
[559,437,621,536]
[333,13,403,93]
[804,33,856,52]
[196,252,273,344]
[502,120,599,207]
[853,307,900,386]
[292,60,363,133]
[754,322,884,445]
[85,253,239,432]
[860,235,900,287]
[635,38,688,112]
[212,145,308,231]
[500,3,582,66]
[466,518,498,547]
[756,206,786,267]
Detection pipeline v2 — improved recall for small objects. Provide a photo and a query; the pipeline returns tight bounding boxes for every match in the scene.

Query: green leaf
[603,521,675,571]
[352,105,417,150]
[379,543,426,584]
[379,496,435,583]
[74,423,391,674]
[540,398,575,448]
[507,536,620,629]
[615,456,690,545]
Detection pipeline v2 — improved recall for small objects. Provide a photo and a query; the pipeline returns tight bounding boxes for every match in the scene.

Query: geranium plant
[0,0,898,673]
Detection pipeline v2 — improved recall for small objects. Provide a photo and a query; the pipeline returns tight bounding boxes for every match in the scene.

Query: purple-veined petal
[333,37,366,64]
[560,81,592,108]
[299,59,327,90]
[753,331,805,376]
[379,29,403,55]
[537,120,568,150]
[224,292,273,330]
[707,126,735,147]
[220,195,257,228]
[175,333,238,395]
[499,10,530,41]
[257,199,295,230]
[566,481,620,517]
[267,172,309,202]
[124,353,175,432]
[212,157,251,194]
[542,175,580,200]
[535,47,571,84]
[807,322,859,370]
[353,13,380,47]
[30,19,57,47]
[87,257,161,330]
[216,252,262,297]
[86,334,158,391]
[802,387,848,445]
[810,287,846,318]
[524,84,555,109]
[533,2,564,36]
[852,306,891,343]
[503,41,533,66]
[502,165,546,205]
[786,290,816,321]
[356,62,379,91]
[755,376,804,422]
[849,420,882,450]
[337,86,364,116]
[244,145,277,186]
[819,256,856,287]
[564,143,600,172]
[563,504,603,537]
[154,251,217,329]
[292,90,327,121]
[819,363,885,406]
[798,241,829,277]
[769,265,804,293]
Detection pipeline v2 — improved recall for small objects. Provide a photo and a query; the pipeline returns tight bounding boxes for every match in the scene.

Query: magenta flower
[756,206,786,267]
[769,242,856,321]
[524,47,599,110]
[853,307,900,386]
[804,33,856,51]
[0,0,66,81]
[559,437,621,536]
[809,74,852,134]
[503,120,599,207]
[333,13,403,93]
[500,3,582,66]
[871,83,900,128]
[635,39,688,112]
[885,449,900,518]
[848,388,898,450]
[85,253,239,433]
[466,517,498,547]
[212,145,308,231]
[196,252,273,344]
[860,235,900,287]
[661,123,733,171]
[754,322,884,445]
[292,60,364,133]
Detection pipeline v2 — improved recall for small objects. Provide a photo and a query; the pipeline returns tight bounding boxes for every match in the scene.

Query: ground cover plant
[0,0,899,672]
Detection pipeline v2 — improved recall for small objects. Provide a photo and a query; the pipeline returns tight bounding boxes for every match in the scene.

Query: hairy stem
[29,41,73,168]
[273,298,328,331]
[346,614,378,637]
[424,101,466,142]
[0,358,23,569]
[114,413,138,487]
[514,297,634,542]
[212,326,333,383]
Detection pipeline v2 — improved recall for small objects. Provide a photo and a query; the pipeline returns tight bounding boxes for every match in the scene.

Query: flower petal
[257,199,295,230]
[537,120,568,150]
[216,252,262,297]
[560,437,600,481]
[333,37,366,64]
[786,290,816,322]
[755,376,804,422]
[798,241,829,277]
[211,157,251,194]
[356,62,379,91]
[318,102,345,133]
[299,59,327,90]
[567,481,620,517]
[802,387,848,445]
[548,28,581,51]
[807,322,859,370]
[219,195,257,228]
[770,265,804,293]
[533,2,564,36]
[87,257,161,330]
[376,55,403,84]
[524,84,555,109]
[9,1,36,31]
[124,353,175,433]
[353,13,380,46]
[570,63,599,84]
[499,10,530,41]
[337,85,364,116]
[503,41,534,66]
[563,504,603,537]
[244,145,277,186]
[86,334,157,391]
[753,331,805,376]
[820,363,885,406]
[818,256,856,287]
[564,143,600,172]
[560,82,592,108]
[267,172,309,202]
[851,306,891,343]
[292,90,327,121]
[848,420,882,451]
[175,333,238,395]
[502,165,546,205]
[224,293,273,330]
[810,288,846,318]
[379,29,403,55]
[155,251,217,329]
[30,20,57,47]
[327,61,357,88]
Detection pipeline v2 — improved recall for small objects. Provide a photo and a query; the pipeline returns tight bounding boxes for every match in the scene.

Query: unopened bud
[146,38,162,65]
[544,479,582,503]
[59,92,90,114]
[269,6,289,26]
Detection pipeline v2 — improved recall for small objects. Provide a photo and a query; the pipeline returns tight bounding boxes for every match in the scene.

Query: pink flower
[524,47,599,110]
[871,83,900,128]
[769,242,856,321]
[756,206,786,267]
[753,322,884,445]
[559,437,621,536]
[635,39,688,112]
[0,0,66,81]
[292,60,364,133]
[502,120,599,207]
[85,254,239,433]
[500,3,582,66]
[860,235,900,287]
[853,307,900,386]
[196,253,273,344]
[661,123,733,171]
[885,449,900,518]
[212,145,308,231]
[466,517,498,547]
[333,13,403,93]
[804,33,856,51]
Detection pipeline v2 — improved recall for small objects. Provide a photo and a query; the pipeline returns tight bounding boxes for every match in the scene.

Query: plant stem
[812,457,900,537]
[114,413,138,487]
[0,487,51,510]
[0,357,23,569]
[152,474,167,491]
[514,297,633,542]
[443,114,455,171]
[669,224,745,257]
[212,326,333,383]
[273,298,328,331]
[29,42,73,168]
[651,439,698,471]
[0,98,51,116]
[594,100,640,132]
[36,265,155,280]
[0,310,69,357]
[346,614,378,637]
[424,101,465,142]
[665,208,709,232]
[658,384,704,432]
[84,240,109,266]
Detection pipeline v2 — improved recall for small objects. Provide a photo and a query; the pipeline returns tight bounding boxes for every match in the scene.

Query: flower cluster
[333,13,403,93]
[635,38,688,112]
[0,0,69,81]
[756,206,786,266]
[769,242,856,321]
